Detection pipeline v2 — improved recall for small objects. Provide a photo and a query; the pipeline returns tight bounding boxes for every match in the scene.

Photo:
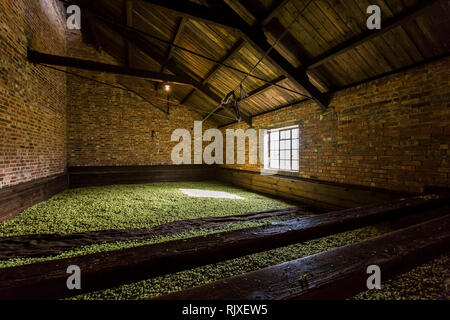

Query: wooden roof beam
[158,17,187,89]
[27,49,195,86]
[80,6,249,124]
[123,0,134,67]
[304,0,440,70]
[141,0,237,30]
[161,17,187,72]
[142,0,329,110]
[262,0,291,26]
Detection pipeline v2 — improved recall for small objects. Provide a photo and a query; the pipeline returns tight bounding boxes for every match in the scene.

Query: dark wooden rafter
[159,17,187,77]
[76,3,250,124]
[156,17,187,90]
[27,49,195,86]
[220,52,450,128]
[262,0,291,26]
[142,0,329,110]
[209,0,440,82]
[300,0,440,71]
[164,17,187,68]
[225,0,333,92]
[181,38,246,105]
[123,0,134,67]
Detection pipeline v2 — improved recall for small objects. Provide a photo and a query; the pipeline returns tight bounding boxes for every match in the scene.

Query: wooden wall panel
[0,174,69,222]
[218,168,412,210]
[68,165,218,188]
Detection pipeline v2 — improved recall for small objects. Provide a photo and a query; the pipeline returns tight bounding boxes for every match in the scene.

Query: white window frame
[264,125,299,172]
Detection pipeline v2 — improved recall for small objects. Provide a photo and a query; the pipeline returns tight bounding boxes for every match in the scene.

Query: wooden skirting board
[0,195,447,300]
[68,164,218,188]
[0,174,68,222]
[158,214,450,300]
[218,168,412,209]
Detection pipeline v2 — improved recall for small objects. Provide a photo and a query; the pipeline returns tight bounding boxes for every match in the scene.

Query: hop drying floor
[0,181,292,237]
[0,181,448,300]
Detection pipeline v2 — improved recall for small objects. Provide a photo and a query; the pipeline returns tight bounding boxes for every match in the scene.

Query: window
[264,126,299,171]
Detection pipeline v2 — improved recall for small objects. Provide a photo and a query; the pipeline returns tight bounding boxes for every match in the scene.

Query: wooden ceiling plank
[85,7,248,123]
[305,0,440,70]
[142,0,329,110]
[240,75,286,102]
[262,0,291,26]
[181,38,246,104]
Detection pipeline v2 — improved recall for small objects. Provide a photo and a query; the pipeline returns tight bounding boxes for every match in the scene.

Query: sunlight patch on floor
[180,189,243,199]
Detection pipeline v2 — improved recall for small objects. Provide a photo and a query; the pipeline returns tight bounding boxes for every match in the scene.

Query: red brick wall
[66,31,217,167]
[222,57,450,193]
[0,0,67,189]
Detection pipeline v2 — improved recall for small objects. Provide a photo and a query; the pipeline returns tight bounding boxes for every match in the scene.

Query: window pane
[282,150,291,160]
[271,140,279,151]
[267,126,300,171]
[271,148,279,159]
[284,130,291,139]
[271,131,279,141]
[270,159,279,169]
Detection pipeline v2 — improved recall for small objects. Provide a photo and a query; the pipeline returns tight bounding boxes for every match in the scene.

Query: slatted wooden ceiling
[76,0,450,125]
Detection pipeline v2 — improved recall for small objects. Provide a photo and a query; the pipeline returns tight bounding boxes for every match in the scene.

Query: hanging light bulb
[163,83,171,92]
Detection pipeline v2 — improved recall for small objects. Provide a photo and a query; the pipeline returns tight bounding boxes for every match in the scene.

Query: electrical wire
[204,0,314,123]
[59,0,310,98]
[234,0,314,94]
[36,62,235,120]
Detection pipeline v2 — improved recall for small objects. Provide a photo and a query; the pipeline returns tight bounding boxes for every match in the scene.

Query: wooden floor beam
[156,214,450,300]
[0,195,447,300]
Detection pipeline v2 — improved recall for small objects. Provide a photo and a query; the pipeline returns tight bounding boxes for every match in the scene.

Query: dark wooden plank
[156,213,450,300]
[68,165,218,188]
[123,0,134,67]
[0,195,447,300]
[27,50,194,86]
[217,168,411,209]
[0,174,68,222]
[78,3,247,124]
[262,0,291,26]
[0,208,305,260]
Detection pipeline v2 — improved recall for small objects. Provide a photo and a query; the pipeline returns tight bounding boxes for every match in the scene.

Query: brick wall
[222,56,450,193]
[66,31,217,167]
[0,0,67,189]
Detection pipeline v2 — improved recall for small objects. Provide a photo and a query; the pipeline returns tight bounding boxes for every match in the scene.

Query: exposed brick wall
[66,31,217,167]
[0,0,67,189]
[222,57,450,193]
